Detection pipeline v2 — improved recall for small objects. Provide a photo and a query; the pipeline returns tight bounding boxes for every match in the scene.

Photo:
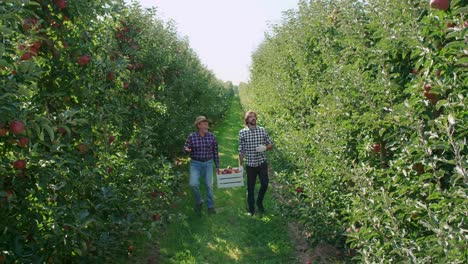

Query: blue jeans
[189,160,214,208]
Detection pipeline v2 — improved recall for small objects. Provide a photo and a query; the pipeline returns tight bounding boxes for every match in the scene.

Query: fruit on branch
[13,159,27,170]
[373,143,380,153]
[77,54,91,66]
[430,0,450,10]
[10,121,25,134]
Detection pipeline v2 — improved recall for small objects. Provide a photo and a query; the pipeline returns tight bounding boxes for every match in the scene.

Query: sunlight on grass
[260,215,272,223]
[268,242,281,254]
[206,237,242,261]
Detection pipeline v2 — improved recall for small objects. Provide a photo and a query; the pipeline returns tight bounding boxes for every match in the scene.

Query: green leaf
[444,41,465,50]
[453,6,468,14]
[43,124,55,142]
[38,131,44,141]
[427,191,442,201]
[0,26,14,35]
[456,56,468,64]
[0,93,16,100]
[0,59,11,68]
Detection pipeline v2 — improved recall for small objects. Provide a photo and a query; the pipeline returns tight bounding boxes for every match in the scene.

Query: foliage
[241,0,467,262]
[0,0,232,262]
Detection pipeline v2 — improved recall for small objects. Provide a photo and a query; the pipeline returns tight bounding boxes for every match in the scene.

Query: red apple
[123,83,129,90]
[58,127,67,136]
[296,187,303,193]
[10,120,25,134]
[78,143,88,154]
[152,214,161,221]
[106,72,114,81]
[18,137,29,147]
[128,245,135,252]
[22,17,38,31]
[424,91,437,104]
[108,135,115,144]
[13,159,27,170]
[30,41,42,55]
[0,128,7,136]
[430,0,450,10]
[373,143,380,153]
[77,54,91,66]
[424,83,431,92]
[54,0,67,10]
[20,52,34,61]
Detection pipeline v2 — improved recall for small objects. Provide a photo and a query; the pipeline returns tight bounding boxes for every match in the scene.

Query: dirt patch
[269,166,343,263]
[287,221,312,263]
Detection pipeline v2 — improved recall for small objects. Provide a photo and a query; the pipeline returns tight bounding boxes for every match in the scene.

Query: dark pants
[246,162,269,213]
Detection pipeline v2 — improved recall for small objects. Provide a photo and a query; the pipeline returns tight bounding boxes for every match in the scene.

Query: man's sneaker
[247,208,255,216]
[208,207,216,214]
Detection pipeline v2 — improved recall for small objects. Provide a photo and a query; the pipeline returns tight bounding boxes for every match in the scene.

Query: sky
[126,0,300,85]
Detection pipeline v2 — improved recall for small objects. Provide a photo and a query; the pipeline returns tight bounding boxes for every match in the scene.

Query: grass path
[155,97,296,263]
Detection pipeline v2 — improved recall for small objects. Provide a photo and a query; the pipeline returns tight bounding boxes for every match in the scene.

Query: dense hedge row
[241,0,466,262]
[0,0,232,262]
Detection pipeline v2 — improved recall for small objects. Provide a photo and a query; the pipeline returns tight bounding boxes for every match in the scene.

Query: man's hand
[184,146,192,152]
[255,145,267,152]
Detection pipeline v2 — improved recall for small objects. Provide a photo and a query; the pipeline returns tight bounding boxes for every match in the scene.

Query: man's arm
[238,153,244,167]
[184,134,192,152]
[238,131,244,168]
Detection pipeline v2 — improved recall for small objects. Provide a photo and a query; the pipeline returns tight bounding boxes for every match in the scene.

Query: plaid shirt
[238,126,273,167]
[184,132,220,168]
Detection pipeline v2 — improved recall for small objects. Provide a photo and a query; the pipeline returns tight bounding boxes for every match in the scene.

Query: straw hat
[194,116,209,127]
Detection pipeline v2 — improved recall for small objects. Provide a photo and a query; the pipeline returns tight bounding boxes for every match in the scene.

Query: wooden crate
[216,167,244,189]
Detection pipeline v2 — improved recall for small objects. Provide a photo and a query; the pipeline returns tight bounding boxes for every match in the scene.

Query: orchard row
[1,0,233,262]
[241,0,466,262]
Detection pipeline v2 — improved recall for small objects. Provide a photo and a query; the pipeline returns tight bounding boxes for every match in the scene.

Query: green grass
[129,97,296,263]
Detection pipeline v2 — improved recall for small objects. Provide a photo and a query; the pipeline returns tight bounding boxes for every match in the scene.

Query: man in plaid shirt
[238,111,273,215]
[184,116,220,215]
